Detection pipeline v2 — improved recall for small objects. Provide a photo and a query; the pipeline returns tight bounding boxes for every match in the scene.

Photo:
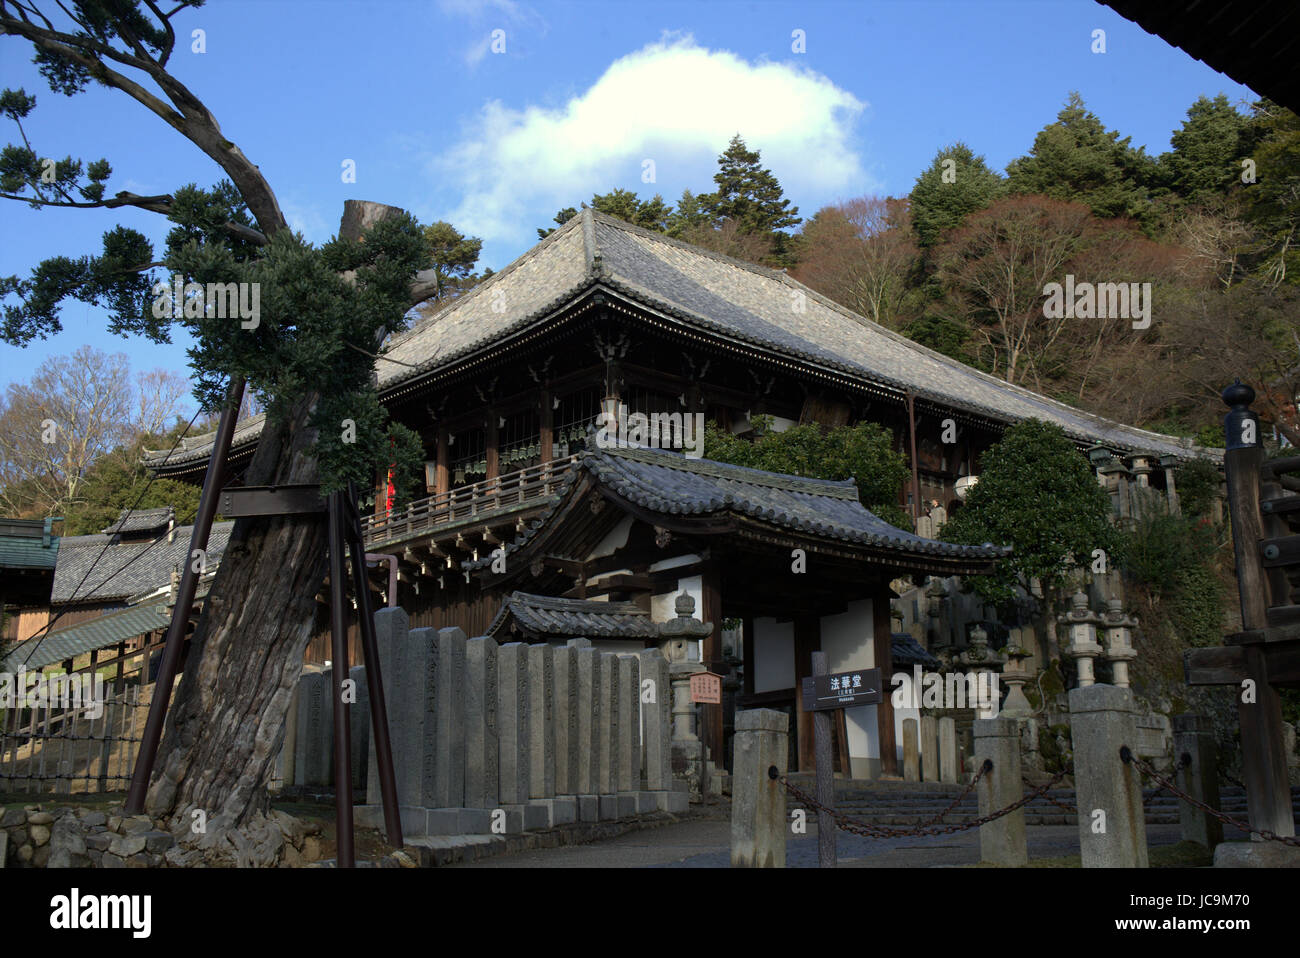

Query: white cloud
[432,35,869,244]
[438,0,547,67]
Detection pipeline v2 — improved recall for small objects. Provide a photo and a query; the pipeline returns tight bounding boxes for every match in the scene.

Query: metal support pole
[345,483,402,846]
[327,491,355,867]
[125,378,245,815]
[811,651,836,868]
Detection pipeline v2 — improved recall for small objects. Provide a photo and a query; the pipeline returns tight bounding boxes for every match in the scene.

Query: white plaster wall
[819,599,877,778]
[753,617,795,693]
[587,514,633,559]
[648,553,700,573]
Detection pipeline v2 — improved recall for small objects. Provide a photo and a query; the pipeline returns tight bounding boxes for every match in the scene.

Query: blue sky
[0,0,1260,406]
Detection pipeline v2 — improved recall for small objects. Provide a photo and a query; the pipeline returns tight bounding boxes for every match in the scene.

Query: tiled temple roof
[466,444,1010,573]
[145,209,1214,473]
[487,591,662,641]
[51,521,233,604]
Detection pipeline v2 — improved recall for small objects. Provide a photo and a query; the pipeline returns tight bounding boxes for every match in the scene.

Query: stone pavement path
[454,820,1215,868]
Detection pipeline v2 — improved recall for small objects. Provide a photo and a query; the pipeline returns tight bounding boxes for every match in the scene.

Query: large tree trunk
[146,394,326,828]
[145,200,420,841]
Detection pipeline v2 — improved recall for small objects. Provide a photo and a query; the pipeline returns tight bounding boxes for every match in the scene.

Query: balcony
[361,455,578,549]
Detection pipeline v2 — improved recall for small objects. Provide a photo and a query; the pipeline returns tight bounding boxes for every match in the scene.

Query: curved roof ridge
[386,210,595,353]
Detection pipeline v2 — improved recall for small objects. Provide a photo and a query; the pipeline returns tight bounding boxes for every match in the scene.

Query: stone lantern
[659,593,712,798]
[1060,590,1104,687]
[957,624,1006,718]
[1101,597,1139,689]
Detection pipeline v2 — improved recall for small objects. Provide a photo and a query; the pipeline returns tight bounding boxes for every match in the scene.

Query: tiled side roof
[51,521,234,604]
[891,633,941,669]
[467,445,1009,571]
[487,591,661,640]
[0,522,59,571]
[3,601,171,672]
[102,507,173,535]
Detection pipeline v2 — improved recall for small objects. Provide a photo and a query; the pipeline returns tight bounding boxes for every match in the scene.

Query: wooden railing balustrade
[361,455,578,547]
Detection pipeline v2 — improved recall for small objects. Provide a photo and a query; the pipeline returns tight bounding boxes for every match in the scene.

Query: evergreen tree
[1005,92,1156,222]
[909,142,1004,247]
[941,419,1123,605]
[699,134,802,236]
[420,221,483,304]
[1156,94,1253,203]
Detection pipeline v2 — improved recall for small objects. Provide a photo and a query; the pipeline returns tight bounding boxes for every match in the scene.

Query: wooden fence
[0,631,167,795]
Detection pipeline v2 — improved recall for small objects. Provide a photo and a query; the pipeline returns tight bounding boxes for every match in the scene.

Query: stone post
[527,644,556,800]
[617,654,644,812]
[349,664,370,792]
[974,717,1027,865]
[639,649,685,812]
[464,636,499,811]
[574,646,601,821]
[730,709,789,868]
[297,665,333,787]
[1173,714,1223,850]
[434,627,467,809]
[552,644,579,797]
[920,714,938,782]
[938,717,957,784]
[496,642,530,806]
[1068,684,1148,867]
[902,718,920,782]
[597,653,619,797]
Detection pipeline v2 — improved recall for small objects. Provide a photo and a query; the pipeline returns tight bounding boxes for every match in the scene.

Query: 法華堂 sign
[800,668,883,711]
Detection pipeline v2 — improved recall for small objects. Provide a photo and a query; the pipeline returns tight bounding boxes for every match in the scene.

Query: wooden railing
[361,455,579,547]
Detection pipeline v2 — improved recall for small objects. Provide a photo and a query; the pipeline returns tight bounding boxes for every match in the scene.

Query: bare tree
[935,196,1095,388]
[133,367,190,438]
[794,196,918,329]
[0,346,134,516]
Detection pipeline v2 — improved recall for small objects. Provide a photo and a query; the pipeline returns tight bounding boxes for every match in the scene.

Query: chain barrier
[1121,746,1300,848]
[774,761,1073,839]
[1026,779,1077,814]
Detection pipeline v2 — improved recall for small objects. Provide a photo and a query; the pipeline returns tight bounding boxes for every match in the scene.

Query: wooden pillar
[701,569,724,769]
[435,428,449,496]
[793,614,820,772]
[540,388,553,463]
[486,412,499,482]
[872,586,898,777]
[906,391,921,524]
[1222,386,1293,835]
[742,614,755,698]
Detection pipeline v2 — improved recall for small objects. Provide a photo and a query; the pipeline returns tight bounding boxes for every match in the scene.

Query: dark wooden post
[906,391,922,525]
[1222,381,1294,837]
[811,650,837,867]
[540,388,553,464]
[793,614,819,771]
[326,491,355,867]
[701,571,724,768]
[873,586,898,777]
[435,428,449,496]
[486,412,499,483]
[345,484,402,846]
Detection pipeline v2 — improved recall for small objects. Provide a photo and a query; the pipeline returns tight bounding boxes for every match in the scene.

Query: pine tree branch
[0,6,288,236]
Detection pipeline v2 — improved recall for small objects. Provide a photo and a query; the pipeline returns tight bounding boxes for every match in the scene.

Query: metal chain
[777,762,1073,839]
[1025,778,1077,814]
[1123,748,1300,848]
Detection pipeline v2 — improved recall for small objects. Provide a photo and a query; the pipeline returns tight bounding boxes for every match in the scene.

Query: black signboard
[800,667,883,711]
